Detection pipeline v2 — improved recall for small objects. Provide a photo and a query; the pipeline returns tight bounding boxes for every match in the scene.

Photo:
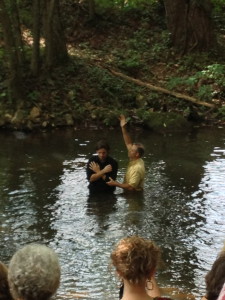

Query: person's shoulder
[138,158,145,166]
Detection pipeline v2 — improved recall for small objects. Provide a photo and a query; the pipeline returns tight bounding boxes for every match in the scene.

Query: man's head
[95,140,110,162]
[128,143,145,160]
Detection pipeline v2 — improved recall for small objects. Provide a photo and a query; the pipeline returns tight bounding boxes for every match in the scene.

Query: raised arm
[119,115,132,150]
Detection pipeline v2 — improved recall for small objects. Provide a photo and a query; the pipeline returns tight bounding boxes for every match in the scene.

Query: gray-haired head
[8,244,60,300]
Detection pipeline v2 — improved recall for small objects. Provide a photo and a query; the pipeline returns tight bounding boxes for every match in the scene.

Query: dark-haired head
[95,140,110,152]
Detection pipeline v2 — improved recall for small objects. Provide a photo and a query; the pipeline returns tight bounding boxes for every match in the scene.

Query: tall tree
[163,0,216,54]
[0,0,24,103]
[31,0,41,76]
[0,0,69,104]
[44,0,68,70]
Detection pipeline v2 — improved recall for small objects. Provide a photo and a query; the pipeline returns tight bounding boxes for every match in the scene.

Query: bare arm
[119,115,132,150]
[106,177,135,191]
[89,162,112,182]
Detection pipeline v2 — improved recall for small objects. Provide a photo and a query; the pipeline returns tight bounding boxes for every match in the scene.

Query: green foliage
[167,63,225,101]
[95,0,158,9]
[217,106,225,120]
[149,31,171,60]
[126,29,149,51]
[197,85,213,101]
[0,92,7,99]
[117,50,143,73]
[27,90,40,102]
[212,0,225,13]
[201,64,225,87]
[135,110,191,131]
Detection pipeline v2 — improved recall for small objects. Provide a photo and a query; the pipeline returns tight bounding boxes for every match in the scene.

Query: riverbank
[1,3,225,132]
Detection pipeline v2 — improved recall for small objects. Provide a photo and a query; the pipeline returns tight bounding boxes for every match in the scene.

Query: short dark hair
[95,140,110,152]
[133,143,145,157]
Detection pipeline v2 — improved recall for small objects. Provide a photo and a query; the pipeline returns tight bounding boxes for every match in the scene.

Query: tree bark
[8,0,25,65]
[88,0,96,20]
[31,0,41,76]
[44,0,68,70]
[0,0,23,102]
[163,0,216,54]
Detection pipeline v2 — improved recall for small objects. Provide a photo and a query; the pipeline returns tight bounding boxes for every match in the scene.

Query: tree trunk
[88,0,96,20]
[8,0,25,65]
[163,0,216,54]
[0,0,23,102]
[44,0,68,70]
[31,0,41,76]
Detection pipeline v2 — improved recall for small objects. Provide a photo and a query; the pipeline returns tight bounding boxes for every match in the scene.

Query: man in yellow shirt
[107,114,145,192]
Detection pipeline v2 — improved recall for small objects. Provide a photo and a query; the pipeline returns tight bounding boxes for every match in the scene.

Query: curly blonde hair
[8,244,60,300]
[111,236,161,284]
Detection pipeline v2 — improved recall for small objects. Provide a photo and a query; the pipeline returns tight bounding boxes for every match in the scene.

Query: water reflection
[192,149,225,295]
[86,193,117,232]
[0,128,225,299]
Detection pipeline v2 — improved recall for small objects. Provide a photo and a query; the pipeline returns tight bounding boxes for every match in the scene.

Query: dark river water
[0,126,225,300]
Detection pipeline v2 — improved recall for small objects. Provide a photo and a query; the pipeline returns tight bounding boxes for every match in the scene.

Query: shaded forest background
[0,0,225,131]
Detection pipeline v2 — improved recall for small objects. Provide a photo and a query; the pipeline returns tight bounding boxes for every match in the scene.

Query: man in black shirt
[86,140,118,194]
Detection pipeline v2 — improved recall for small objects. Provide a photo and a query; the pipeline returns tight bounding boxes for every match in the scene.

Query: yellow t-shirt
[124,158,145,191]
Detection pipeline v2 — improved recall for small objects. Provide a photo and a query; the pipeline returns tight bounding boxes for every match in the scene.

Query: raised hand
[89,161,100,173]
[119,114,127,128]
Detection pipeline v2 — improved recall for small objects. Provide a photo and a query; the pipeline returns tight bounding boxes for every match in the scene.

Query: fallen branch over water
[109,69,215,108]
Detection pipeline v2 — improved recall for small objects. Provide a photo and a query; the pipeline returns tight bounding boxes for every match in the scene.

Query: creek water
[0,126,225,300]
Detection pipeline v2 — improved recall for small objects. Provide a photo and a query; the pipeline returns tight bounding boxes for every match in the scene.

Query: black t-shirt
[86,155,118,194]
[119,285,172,300]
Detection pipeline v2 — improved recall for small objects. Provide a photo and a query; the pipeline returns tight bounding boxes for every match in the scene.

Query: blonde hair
[111,236,160,284]
[8,244,60,300]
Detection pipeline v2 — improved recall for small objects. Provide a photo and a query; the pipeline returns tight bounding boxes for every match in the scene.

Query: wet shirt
[86,155,118,194]
[124,158,145,191]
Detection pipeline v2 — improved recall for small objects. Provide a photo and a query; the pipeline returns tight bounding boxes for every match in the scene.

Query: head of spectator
[204,251,225,300]
[111,236,161,299]
[0,261,13,300]
[8,244,60,300]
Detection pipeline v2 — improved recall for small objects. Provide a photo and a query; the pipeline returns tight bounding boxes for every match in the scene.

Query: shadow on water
[0,127,225,299]
[86,193,118,232]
